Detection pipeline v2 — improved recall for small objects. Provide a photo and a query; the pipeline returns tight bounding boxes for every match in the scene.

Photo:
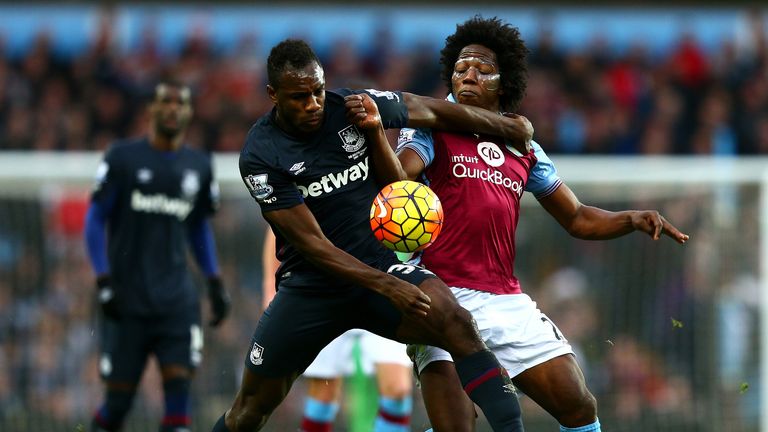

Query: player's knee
[378,380,412,399]
[558,390,598,426]
[230,393,280,430]
[440,306,484,355]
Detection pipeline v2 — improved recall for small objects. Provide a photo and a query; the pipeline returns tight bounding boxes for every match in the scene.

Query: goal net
[0,153,765,432]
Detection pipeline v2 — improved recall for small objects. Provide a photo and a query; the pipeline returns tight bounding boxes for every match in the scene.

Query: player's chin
[456,94,483,107]
[298,119,322,133]
[157,124,183,136]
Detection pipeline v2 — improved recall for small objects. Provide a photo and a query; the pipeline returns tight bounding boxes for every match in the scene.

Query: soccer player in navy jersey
[396,16,690,432]
[262,230,414,432]
[85,81,231,432]
[211,38,533,432]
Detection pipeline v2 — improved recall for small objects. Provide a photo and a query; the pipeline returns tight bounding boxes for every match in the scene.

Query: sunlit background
[0,3,766,431]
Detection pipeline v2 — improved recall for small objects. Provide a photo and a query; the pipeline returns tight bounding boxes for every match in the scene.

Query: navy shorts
[99,308,202,382]
[244,257,437,377]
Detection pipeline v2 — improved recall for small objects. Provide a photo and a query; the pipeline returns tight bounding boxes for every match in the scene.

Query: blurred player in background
[212,38,533,432]
[397,16,690,432]
[262,230,413,432]
[84,80,231,432]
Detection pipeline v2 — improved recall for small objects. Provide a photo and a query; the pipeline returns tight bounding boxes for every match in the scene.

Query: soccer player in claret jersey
[211,38,533,432]
[397,16,690,432]
[85,81,231,432]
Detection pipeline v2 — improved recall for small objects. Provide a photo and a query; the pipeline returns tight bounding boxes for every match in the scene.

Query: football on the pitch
[370,180,444,253]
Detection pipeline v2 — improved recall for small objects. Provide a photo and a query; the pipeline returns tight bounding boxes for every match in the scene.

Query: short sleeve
[396,128,435,168]
[198,156,220,217]
[91,146,120,204]
[525,141,563,199]
[359,89,409,129]
[239,148,303,213]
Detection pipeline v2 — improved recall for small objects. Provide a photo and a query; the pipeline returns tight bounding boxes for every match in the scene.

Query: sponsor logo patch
[398,128,415,144]
[244,174,274,200]
[296,157,369,198]
[289,161,306,175]
[477,142,505,167]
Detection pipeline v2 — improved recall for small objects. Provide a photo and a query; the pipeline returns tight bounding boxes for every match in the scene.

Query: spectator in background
[0,7,765,156]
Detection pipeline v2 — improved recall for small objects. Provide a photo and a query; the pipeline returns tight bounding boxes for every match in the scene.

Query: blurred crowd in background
[0,7,766,155]
[0,4,765,431]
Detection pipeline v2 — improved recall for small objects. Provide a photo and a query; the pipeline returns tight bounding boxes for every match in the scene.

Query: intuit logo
[131,190,192,220]
[297,157,370,198]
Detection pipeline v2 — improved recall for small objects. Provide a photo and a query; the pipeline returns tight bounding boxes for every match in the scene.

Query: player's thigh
[478,293,573,379]
[153,309,202,373]
[395,280,479,353]
[512,353,593,415]
[99,317,150,384]
[244,285,350,378]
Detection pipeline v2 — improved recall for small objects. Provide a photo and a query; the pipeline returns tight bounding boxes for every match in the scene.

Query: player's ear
[267,85,278,104]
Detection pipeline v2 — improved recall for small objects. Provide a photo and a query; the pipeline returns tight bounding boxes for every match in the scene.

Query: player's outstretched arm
[540,183,689,243]
[345,93,407,185]
[402,92,533,147]
[263,204,431,317]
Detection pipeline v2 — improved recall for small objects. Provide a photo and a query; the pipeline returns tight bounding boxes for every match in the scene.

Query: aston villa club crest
[338,125,365,153]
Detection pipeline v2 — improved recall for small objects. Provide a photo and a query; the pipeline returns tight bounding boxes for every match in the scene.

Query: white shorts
[303,329,410,378]
[409,290,573,378]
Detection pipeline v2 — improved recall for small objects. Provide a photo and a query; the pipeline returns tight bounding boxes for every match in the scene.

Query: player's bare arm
[539,183,690,243]
[261,230,279,311]
[396,147,427,181]
[345,93,407,185]
[262,204,432,316]
[402,92,533,146]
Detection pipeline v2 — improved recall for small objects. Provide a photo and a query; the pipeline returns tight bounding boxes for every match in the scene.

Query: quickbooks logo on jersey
[451,141,523,196]
[297,157,369,198]
[131,190,193,220]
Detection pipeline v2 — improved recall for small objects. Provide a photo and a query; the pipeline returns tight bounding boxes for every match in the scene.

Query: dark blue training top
[89,137,219,316]
[240,89,408,283]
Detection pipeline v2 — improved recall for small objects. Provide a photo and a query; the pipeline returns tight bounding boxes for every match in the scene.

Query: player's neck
[149,131,183,152]
[273,112,313,140]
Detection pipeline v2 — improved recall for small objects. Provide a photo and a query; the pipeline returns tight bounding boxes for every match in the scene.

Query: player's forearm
[187,219,220,277]
[567,206,636,240]
[368,124,407,185]
[403,92,532,142]
[84,204,110,275]
[294,234,397,293]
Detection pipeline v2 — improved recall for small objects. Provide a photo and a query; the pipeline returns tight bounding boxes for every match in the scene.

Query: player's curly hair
[440,16,528,112]
[267,39,321,88]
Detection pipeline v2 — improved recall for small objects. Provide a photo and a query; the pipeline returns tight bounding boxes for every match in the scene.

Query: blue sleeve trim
[525,140,563,199]
[84,203,110,275]
[396,128,435,168]
[188,219,219,277]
